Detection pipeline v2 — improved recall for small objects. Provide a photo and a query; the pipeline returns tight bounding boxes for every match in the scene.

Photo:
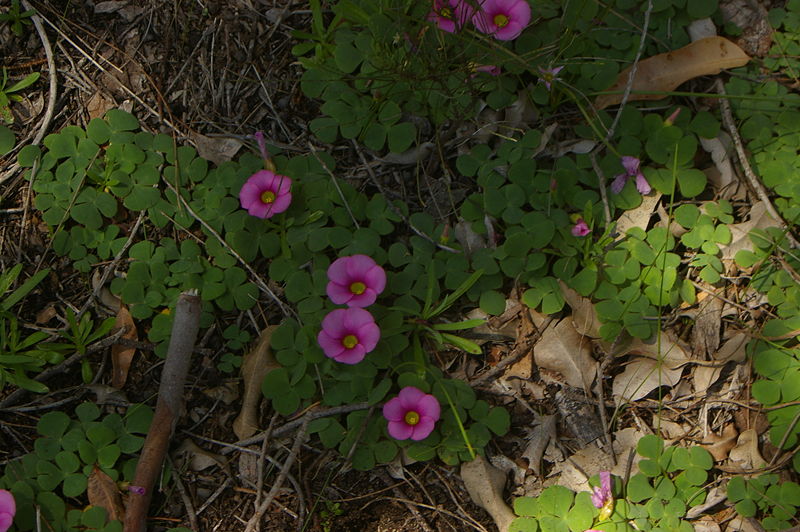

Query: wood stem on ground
[124,291,201,532]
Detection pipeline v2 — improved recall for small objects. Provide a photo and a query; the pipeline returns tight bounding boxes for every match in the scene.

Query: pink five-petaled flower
[326,255,386,308]
[611,156,651,195]
[571,218,590,237]
[428,0,474,33]
[383,386,441,441]
[473,0,531,41]
[0,489,15,532]
[317,308,380,365]
[239,170,292,219]
[538,65,564,90]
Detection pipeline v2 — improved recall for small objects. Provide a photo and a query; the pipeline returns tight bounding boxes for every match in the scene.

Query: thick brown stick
[124,292,201,532]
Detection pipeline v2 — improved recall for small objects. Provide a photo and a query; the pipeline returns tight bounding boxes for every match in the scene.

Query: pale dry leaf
[699,134,737,194]
[595,37,750,109]
[503,88,538,132]
[88,466,125,522]
[615,192,663,236]
[531,122,558,158]
[233,325,280,440]
[721,201,781,262]
[687,18,718,41]
[238,451,259,484]
[454,220,487,259]
[190,133,243,166]
[533,317,595,391]
[177,439,228,472]
[554,138,596,157]
[692,517,722,532]
[558,280,602,338]
[729,428,767,470]
[490,454,526,487]
[86,92,115,121]
[687,486,728,520]
[612,357,684,404]
[611,427,648,478]
[521,415,556,476]
[621,332,693,370]
[461,455,516,532]
[693,332,748,395]
[549,444,614,494]
[111,305,137,389]
[727,516,764,532]
[91,268,121,312]
[701,423,738,461]
[203,381,240,405]
[691,288,724,358]
[654,413,689,440]
[35,304,57,324]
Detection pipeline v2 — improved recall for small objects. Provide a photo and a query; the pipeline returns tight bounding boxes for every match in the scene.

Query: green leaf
[105,109,139,131]
[484,407,510,435]
[86,118,111,144]
[387,122,415,153]
[637,434,664,459]
[0,124,14,155]
[37,411,71,438]
[479,289,506,315]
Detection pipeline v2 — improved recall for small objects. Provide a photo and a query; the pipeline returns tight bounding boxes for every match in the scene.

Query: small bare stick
[124,292,202,532]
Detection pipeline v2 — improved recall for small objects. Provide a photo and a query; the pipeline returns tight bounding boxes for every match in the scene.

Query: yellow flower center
[493,14,509,27]
[342,334,358,349]
[261,190,276,204]
[350,281,366,295]
[439,6,452,18]
[404,411,420,426]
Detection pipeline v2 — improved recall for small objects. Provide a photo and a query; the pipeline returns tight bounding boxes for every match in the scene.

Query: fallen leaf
[559,281,602,338]
[729,429,767,470]
[454,220,487,259]
[233,326,280,440]
[693,332,748,395]
[721,201,782,262]
[620,332,693,370]
[549,444,614,495]
[35,304,57,324]
[521,415,556,476]
[687,486,727,520]
[595,37,750,109]
[203,382,240,405]
[691,288,724,358]
[701,423,739,462]
[111,305,137,389]
[461,455,517,532]
[616,192,663,238]
[88,466,125,522]
[612,357,684,404]
[190,133,243,166]
[699,134,738,195]
[533,317,595,391]
[177,439,228,472]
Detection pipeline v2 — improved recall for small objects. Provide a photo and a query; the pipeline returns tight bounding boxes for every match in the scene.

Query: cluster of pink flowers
[428,0,531,41]
[317,255,385,365]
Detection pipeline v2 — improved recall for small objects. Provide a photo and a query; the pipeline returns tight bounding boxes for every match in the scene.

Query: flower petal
[327,257,351,285]
[398,386,427,409]
[382,397,406,422]
[334,345,366,365]
[321,309,347,336]
[611,174,627,194]
[271,193,292,214]
[410,417,436,440]
[387,420,413,440]
[363,265,387,294]
[327,282,354,305]
[416,395,441,421]
[347,291,376,308]
[342,308,376,330]
[355,322,380,351]
[318,330,345,359]
[621,156,640,176]
[635,173,651,195]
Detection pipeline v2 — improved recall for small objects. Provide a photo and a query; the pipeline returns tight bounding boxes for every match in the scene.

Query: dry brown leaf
[620,332,693,370]
[558,281,602,338]
[550,442,614,494]
[111,305,137,389]
[203,382,240,405]
[701,423,739,462]
[729,428,767,470]
[691,288,724,358]
[693,332,748,395]
[534,317,595,391]
[461,455,516,532]
[190,133,243,166]
[612,357,684,404]
[595,37,750,109]
[233,326,280,440]
[177,439,228,472]
[615,192,663,236]
[88,466,125,522]
[521,415,556,476]
[721,201,781,262]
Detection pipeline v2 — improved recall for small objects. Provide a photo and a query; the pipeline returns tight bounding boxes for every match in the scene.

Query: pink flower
[239,170,292,218]
[428,0,474,33]
[538,65,564,90]
[611,156,651,195]
[317,308,380,364]
[326,255,386,308]
[383,386,441,441]
[571,218,590,237]
[0,489,15,532]
[473,0,531,41]
[591,471,612,508]
[474,64,501,76]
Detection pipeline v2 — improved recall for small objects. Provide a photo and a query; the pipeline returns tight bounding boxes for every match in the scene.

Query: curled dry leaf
[558,281,602,338]
[111,305,137,389]
[620,332,693,370]
[721,201,781,262]
[233,325,280,440]
[702,423,739,462]
[521,415,556,476]
[177,439,228,472]
[88,465,125,522]
[533,317,595,391]
[615,192,663,239]
[190,133,243,166]
[595,37,750,109]
[729,428,767,470]
[461,454,516,532]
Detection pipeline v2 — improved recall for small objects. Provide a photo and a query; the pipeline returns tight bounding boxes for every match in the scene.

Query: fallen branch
[124,292,201,532]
